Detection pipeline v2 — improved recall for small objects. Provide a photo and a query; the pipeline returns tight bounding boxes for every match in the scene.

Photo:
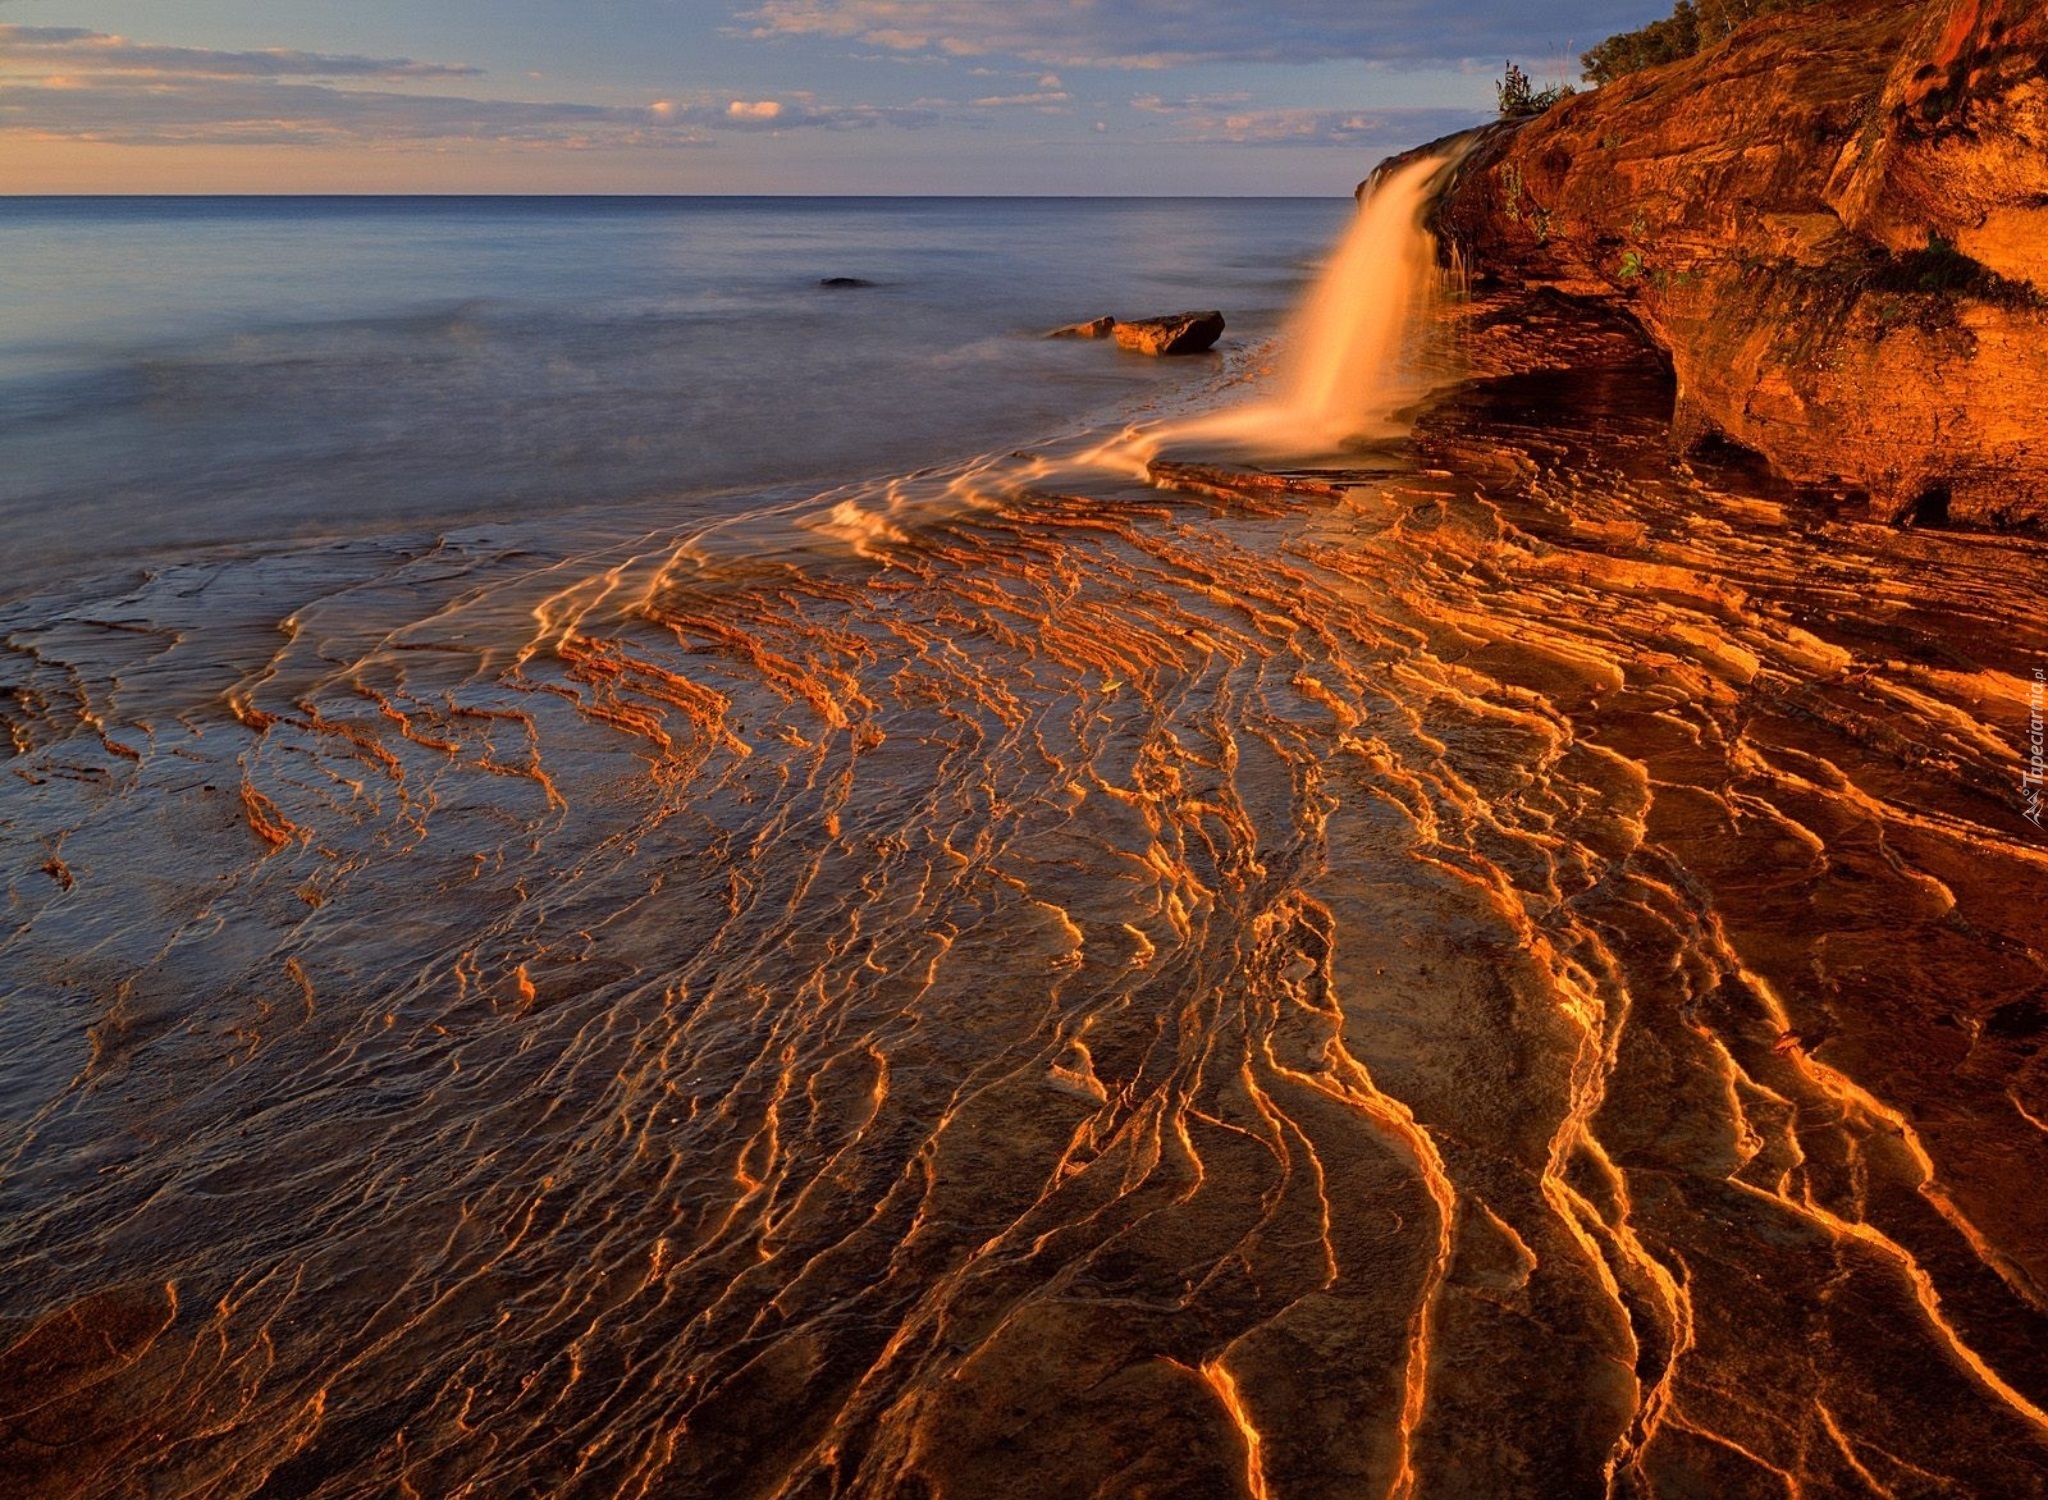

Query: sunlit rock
[1428,0,2048,528]
[1829,0,2048,288]
[1111,310,1226,355]
[1046,315,1117,339]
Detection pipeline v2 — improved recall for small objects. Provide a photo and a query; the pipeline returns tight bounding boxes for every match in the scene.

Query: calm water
[0,196,1348,590]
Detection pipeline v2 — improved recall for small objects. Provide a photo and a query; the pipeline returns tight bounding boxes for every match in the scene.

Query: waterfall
[1090,139,1472,471]
[1266,145,1471,448]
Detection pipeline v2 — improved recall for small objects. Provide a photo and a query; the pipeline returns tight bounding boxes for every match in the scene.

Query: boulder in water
[1111,311,1225,356]
[1046,316,1117,340]
[818,277,874,289]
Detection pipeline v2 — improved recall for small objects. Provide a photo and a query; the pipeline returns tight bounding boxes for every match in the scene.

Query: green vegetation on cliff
[1496,60,1577,117]
[1581,0,1822,84]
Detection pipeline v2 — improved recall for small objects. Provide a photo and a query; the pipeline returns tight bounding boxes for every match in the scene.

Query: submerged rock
[1148,460,1350,506]
[1425,0,2048,528]
[1111,311,1226,356]
[1046,316,1117,340]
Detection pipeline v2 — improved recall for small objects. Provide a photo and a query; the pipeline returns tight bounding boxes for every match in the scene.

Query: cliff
[1419,0,2048,527]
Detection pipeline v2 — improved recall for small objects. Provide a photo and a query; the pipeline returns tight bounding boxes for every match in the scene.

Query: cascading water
[1089,141,1472,473]
[1261,146,1470,447]
[773,141,1473,539]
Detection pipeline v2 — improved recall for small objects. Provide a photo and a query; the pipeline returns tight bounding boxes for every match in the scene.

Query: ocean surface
[4,191,2048,1498]
[0,196,1349,587]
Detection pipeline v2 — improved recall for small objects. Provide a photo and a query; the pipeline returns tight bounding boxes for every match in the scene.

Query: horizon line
[0,190,1360,200]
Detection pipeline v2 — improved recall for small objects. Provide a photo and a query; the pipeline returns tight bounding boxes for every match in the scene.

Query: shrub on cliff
[1582,0,1819,84]
[1497,60,1577,117]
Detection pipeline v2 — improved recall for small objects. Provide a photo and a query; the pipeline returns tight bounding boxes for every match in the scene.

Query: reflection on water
[4,294,2048,1494]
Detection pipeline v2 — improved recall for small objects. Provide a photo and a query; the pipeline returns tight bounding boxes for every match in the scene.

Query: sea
[0,196,1350,584]
[4,190,2047,1499]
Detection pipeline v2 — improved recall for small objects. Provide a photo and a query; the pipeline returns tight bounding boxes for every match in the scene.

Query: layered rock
[1425,0,2048,526]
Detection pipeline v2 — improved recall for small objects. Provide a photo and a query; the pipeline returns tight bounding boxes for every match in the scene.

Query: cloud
[0,24,480,78]
[0,77,701,147]
[969,90,1070,110]
[1131,92,1255,114]
[1133,98,1488,147]
[740,0,1645,68]
[676,92,938,130]
[0,26,936,147]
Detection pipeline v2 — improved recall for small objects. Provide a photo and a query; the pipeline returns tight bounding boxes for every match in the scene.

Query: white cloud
[969,90,1070,110]
[0,24,480,79]
[0,25,937,147]
[739,0,1648,68]
[1132,96,1487,147]
[1132,91,1255,114]
[0,78,700,148]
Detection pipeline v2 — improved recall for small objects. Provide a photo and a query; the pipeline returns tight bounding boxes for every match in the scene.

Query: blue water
[0,197,1351,593]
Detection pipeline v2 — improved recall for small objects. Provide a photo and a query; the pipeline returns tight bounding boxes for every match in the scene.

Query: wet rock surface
[1111,310,1227,355]
[1046,315,1117,340]
[3,286,2046,1497]
[1424,0,2048,528]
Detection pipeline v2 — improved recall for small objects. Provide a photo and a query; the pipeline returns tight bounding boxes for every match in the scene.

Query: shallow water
[3,209,2048,1498]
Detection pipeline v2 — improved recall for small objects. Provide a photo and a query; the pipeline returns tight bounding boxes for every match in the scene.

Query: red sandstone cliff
[1424,0,2048,526]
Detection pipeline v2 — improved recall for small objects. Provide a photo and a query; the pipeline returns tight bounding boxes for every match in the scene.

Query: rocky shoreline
[1396,0,2047,529]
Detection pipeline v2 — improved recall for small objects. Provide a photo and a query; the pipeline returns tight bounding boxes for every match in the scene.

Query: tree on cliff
[1582,0,1819,84]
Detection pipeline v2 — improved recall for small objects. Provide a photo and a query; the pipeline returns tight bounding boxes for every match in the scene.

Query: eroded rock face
[1111,311,1226,356]
[1428,0,2048,527]
[1829,0,2048,285]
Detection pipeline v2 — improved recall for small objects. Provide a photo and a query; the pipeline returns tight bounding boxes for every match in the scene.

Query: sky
[0,1,1656,193]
